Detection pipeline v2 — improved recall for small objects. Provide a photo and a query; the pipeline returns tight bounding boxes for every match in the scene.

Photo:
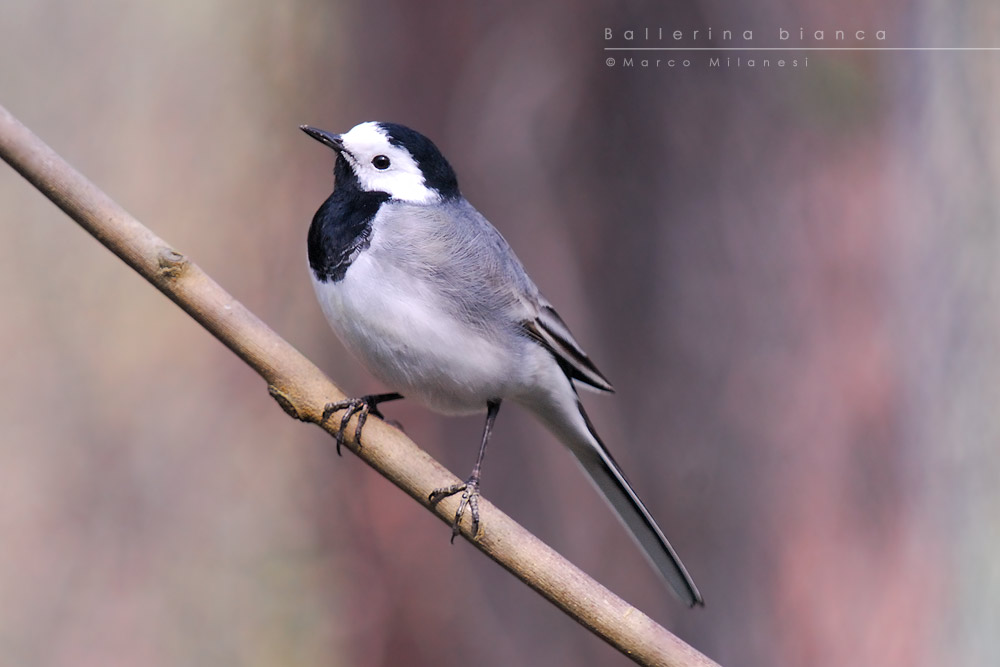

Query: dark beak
[300,125,344,152]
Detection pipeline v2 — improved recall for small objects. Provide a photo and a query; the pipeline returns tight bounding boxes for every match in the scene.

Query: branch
[0,102,718,667]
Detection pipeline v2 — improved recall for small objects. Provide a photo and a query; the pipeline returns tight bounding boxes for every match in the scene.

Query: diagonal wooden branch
[0,102,718,667]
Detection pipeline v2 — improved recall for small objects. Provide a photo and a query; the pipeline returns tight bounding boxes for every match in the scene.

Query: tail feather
[572,401,703,607]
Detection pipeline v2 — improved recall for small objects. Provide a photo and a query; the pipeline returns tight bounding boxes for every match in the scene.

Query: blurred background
[2,1,999,665]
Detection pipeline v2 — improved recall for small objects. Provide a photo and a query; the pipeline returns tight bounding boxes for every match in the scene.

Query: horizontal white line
[604,47,1000,51]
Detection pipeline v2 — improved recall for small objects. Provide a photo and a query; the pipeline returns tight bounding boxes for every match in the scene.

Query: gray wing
[381,199,613,392]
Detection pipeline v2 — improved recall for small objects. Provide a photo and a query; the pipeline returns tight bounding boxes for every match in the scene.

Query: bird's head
[300,121,460,203]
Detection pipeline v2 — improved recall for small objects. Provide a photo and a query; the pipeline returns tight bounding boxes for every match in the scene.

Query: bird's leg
[322,392,404,455]
[429,399,501,541]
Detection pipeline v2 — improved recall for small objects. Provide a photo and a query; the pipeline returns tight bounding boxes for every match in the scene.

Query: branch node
[157,247,188,279]
[268,384,306,421]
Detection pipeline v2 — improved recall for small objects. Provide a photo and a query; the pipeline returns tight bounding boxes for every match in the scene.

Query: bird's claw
[321,392,402,455]
[429,477,481,541]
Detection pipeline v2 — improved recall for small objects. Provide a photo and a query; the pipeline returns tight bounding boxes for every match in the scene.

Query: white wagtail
[300,121,703,606]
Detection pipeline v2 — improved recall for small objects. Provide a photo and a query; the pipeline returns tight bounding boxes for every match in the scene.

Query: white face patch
[339,122,438,203]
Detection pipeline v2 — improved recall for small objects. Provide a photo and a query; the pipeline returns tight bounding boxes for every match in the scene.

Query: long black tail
[571,401,703,606]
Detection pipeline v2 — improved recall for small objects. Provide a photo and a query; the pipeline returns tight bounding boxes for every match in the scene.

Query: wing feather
[521,303,614,393]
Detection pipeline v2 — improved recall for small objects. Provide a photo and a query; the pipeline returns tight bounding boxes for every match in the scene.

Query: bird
[300,120,703,607]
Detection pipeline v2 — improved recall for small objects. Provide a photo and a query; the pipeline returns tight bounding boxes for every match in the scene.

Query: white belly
[312,252,517,415]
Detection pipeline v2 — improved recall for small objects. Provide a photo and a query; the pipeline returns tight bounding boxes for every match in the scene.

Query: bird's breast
[311,250,523,415]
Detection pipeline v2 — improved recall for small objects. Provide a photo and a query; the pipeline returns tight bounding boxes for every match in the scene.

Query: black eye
[372,155,391,170]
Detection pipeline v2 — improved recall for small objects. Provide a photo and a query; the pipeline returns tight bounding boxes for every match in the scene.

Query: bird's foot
[321,392,403,455]
[428,476,481,542]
